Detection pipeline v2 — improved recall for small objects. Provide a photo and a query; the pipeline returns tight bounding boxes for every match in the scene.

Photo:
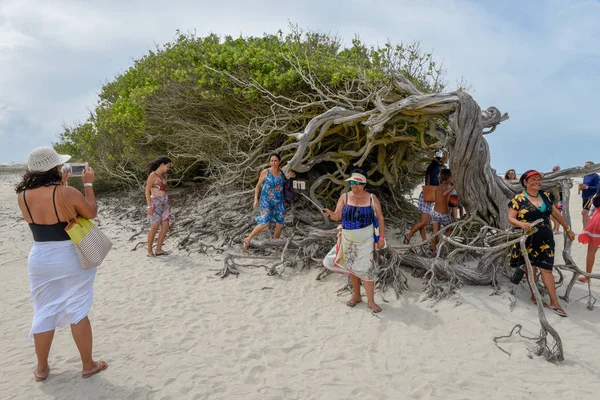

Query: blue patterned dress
[256,169,285,225]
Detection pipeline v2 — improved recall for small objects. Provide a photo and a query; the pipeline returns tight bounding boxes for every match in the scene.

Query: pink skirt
[579,211,600,247]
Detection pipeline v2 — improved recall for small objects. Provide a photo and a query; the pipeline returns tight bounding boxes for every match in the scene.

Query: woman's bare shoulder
[57,186,85,205]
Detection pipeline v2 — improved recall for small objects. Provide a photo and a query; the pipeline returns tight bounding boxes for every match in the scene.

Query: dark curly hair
[15,167,62,193]
[147,156,172,175]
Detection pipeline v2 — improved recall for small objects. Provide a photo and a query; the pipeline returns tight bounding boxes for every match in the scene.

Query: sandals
[544,305,568,317]
[155,251,170,256]
[242,238,250,253]
[531,298,548,307]
[578,276,590,283]
[82,360,108,378]
[403,235,410,245]
[368,303,382,313]
[33,368,49,382]
[346,298,362,308]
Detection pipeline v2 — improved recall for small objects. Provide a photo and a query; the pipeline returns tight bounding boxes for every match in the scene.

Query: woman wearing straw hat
[15,147,107,381]
[321,170,386,313]
[507,169,574,317]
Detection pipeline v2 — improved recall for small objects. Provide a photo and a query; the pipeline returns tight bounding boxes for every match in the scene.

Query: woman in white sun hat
[321,169,385,313]
[15,146,107,382]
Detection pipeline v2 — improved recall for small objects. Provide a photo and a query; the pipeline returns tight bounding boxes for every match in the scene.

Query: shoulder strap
[52,186,61,223]
[55,185,77,224]
[22,190,35,223]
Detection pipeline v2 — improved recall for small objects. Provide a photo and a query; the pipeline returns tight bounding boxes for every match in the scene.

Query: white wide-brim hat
[344,172,367,184]
[27,146,71,172]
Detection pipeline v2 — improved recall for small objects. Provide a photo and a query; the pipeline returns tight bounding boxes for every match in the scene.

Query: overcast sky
[1,0,599,174]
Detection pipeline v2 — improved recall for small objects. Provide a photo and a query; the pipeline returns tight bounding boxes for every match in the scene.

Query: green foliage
[56,25,449,191]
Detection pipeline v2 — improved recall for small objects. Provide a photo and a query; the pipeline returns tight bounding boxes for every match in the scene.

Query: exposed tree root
[95,64,600,364]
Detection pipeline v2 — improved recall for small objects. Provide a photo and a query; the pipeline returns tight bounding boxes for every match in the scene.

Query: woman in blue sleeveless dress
[322,171,386,313]
[243,153,295,251]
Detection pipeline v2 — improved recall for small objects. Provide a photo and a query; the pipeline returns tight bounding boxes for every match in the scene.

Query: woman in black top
[16,147,107,381]
[507,170,574,317]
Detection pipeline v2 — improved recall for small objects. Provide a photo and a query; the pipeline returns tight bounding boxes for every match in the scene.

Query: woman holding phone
[16,146,107,381]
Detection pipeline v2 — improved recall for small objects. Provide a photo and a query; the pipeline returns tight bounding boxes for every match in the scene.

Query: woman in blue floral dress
[243,153,295,251]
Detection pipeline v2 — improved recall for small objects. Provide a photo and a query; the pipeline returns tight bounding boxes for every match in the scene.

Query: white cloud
[0,0,598,170]
[0,27,36,51]
[0,0,122,51]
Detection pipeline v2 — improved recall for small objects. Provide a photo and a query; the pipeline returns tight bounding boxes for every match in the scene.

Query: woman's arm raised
[254,169,268,208]
[69,167,97,219]
[322,193,347,221]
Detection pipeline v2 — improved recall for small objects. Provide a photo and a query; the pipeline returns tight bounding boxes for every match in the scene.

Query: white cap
[27,146,71,172]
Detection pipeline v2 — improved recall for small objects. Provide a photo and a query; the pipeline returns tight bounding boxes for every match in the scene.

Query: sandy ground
[1,172,600,400]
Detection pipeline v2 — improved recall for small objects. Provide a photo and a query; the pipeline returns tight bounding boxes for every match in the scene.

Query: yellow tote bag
[57,187,112,270]
[66,216,95,244]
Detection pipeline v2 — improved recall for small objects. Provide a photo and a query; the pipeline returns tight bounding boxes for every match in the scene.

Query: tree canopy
[55,27,449,195]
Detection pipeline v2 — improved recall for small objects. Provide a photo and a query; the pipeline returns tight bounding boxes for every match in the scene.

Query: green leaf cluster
[55,26,448,191]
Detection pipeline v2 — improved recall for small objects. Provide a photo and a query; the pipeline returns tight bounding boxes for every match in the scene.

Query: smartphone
[65,162,88,177]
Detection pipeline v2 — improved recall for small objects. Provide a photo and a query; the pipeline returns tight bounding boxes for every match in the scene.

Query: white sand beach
[2,173,600,400]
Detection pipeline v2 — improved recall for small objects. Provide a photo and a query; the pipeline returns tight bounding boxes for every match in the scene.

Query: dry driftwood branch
[509,235,564,363]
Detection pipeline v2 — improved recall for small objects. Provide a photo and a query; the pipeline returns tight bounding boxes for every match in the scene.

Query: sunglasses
[349,180,364,186]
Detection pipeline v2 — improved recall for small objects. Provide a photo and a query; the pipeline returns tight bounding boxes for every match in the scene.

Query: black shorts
[583,198,593,211]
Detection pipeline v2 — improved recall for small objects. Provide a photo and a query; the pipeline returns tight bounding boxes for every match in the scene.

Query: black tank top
[23,186,70,242]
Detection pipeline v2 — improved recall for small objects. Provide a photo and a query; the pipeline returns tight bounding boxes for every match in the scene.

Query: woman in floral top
[243,153,295,251]
[507,170,574,317]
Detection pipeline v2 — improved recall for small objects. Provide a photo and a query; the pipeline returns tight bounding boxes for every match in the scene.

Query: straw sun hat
[27,146,71,172]
[345,172,367,184]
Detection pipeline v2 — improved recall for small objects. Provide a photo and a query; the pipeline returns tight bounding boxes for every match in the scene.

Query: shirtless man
[431,169,454,254]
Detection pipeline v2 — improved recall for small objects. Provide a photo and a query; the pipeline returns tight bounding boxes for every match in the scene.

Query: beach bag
[284,178,297,201]
[56,186,112,270]
[370,194,380,243]
[449,194,459,208]
[510,266,525,285]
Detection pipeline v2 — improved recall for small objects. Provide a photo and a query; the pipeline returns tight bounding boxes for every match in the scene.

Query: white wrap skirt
[28,240,96,339]
[323,225,376,281]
